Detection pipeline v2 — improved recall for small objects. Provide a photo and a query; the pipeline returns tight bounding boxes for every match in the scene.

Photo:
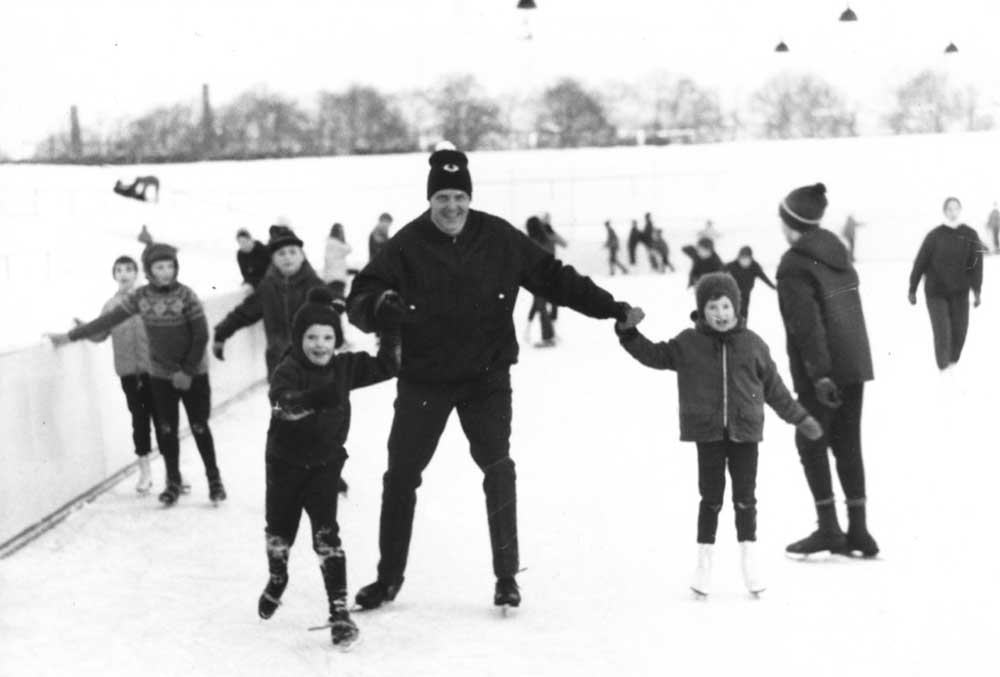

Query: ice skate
[208,477,227,504]
[328,604,359,650]
[740,541,766,597]
[534,338,557,349]
[785,528,846,557]
[135,456,152,494]
[354,578,404,610]
[690,544,713,598]
[494,577,521,616]
[158,481,182,507]
[841,502,879,558]
[258,574,288,620]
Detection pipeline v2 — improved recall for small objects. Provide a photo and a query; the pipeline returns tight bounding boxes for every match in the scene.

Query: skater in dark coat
[682,237,724,288]
[603,220,629,275]
[627,220,643,266]
[213,225,331,378]
[616,273,821,596]
[369,212,393,262]
[525,215,568,346]
[776,183,878,558]
[908,197,986,371]
[346,146,641,611]
[651,228,675,273]
[235,229,272,290]
[724,246,776,320]
[259,287,400,648]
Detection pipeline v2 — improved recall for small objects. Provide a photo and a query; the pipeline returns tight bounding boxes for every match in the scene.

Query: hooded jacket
[347,209,625,384]
[214,260,326,377]
[776,228,874,393]
[266,333,400,468]
[618,319,808,443]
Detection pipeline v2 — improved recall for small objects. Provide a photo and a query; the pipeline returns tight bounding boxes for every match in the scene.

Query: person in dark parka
[235,228,272,290]
[682,237,724,288]
[724,246,776,320]
[776,183,878,558]
[908,197,985,371]
[213,225,329,378]
[346,146,641,611]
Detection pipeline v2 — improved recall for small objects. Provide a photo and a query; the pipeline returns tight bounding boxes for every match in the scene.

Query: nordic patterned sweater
[83,291,152,377]
[69,282,209,378]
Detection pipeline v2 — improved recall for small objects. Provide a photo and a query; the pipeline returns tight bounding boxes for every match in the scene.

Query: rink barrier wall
[0,289,268,557]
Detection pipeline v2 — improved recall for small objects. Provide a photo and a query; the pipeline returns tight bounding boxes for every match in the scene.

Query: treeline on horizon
[18,69,997,165]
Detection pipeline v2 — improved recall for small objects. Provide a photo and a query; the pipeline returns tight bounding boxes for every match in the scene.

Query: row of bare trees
[31,70,996,164]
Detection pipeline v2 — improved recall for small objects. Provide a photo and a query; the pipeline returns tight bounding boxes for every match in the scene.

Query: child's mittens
[272,391,314,421]
[171,371,193,391]
[796,415,824,441]
[614,305,645,335]
[374,290,409,330]
[813,377,843,409]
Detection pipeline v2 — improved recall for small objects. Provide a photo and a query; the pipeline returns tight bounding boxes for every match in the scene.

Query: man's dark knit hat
[427,148,472,199]
[779,183,828,231]
[697,236,715,250]
[141,242,178,277]
[738,245,753,258]
[235,228,251,239]
[267,225,304,254]
[291,287,345,360]
[112,255,138,277]
[695,272,742,316]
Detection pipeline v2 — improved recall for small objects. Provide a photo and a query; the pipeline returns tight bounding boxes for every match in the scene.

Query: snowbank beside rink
[0,289,268,552]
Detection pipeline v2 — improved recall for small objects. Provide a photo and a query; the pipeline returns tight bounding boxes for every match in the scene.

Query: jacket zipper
[722,343,729,431]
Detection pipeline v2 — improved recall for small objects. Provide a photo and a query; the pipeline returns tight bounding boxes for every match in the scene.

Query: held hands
[374,290,409,329]
[796,415,824,441]
[614,304,646,334]
[171,371,193,391]
[813,377,843,409]
[212,340,225,361]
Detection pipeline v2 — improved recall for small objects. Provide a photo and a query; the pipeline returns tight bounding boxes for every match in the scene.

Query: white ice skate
[740,541,766,598]
[135,456,152,495]
[691,544,713,598]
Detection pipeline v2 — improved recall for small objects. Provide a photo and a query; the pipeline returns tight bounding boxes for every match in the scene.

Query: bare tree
[536,77,615,148]
[752,74,857,139]
[885,70,963,134]
[217,89,313,158]
[957,84,995,132]
[430,75,507,150]
[200,84,218,158]
[69,106,83,159]
[315,85,414,155]
[646,75,728,143]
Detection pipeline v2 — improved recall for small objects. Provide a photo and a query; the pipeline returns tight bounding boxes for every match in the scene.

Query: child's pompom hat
[292,287,345,349]
[695,272,742,316]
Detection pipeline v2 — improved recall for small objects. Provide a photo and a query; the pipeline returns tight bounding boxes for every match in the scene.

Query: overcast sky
[1,0,998,157]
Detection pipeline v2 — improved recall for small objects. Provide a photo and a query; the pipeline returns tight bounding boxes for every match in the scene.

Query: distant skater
[842,214,863,263]
[724,246,775,320]
[986,202,999,254]
[681,237,724,288]
[908,197,985,371]
[603,220,629,275]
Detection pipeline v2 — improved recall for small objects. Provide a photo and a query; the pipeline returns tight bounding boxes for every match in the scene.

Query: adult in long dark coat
[346,146,642,611]
[775,183,879,558]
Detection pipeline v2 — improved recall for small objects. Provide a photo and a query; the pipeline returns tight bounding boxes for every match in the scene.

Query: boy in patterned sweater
[49,243,225,507]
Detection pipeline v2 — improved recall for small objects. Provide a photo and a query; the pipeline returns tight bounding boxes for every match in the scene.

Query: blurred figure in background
[369,212,393,262]
[841,214,863,263]
[651,228,675,273]
[235,228,271,292]
[603,220,629,276]
[986,202,999,254]
[724,246,775,320]
[682,237,724,288]
[627,219,643,266]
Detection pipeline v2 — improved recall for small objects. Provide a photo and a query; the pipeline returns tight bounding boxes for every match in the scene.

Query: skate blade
[747,588,766,599]
[334,634,361,652]
[136,481,153,495]
[690,587,709,600]
[497,604,519,618]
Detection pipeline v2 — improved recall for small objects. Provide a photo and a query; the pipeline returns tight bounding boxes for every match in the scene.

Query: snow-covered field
[2,251,998,676]
[3,130,999,351]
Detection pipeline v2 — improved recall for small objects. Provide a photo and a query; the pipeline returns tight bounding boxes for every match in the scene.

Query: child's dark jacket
[618,320,808,443]
[266,336,400,468]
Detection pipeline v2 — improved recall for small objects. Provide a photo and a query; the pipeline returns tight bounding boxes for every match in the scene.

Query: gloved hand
[171,371,193,391]
[374,290,408,329]
[614,305,645,334]
[907,291,917,306]
[212,340,225,361]
[814,377,843,409]
[45,332,71,347]
[796,415,824,441]
[272,391,314,421]
[974,292,982,308]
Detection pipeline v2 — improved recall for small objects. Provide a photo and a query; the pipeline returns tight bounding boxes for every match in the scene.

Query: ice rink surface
[3,255,998,676]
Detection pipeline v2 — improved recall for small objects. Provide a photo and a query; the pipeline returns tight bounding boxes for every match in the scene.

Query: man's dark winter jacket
[214,260,326,376]
[618,320,809,443]
[724,260,776,302]
[682,246,724,288]
[776,228,874,394]
[908,224,985,297]
[266,333,400,469]
[237,241,272,288]
[347,209,626,383]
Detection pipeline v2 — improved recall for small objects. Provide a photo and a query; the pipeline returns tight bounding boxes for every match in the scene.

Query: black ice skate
[209,478,227,504]
[785,528,847,556]
[158,481,182,507]
[328,605,359,650]
[840,502,879,558]
[258,574,288,620]
[494,577,521,615]
[354,578,404,610]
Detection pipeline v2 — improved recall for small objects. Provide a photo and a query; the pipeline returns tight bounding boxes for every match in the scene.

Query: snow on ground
[2,255,998,676]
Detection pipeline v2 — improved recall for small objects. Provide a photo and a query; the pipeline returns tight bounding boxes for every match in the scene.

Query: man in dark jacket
[213,225,329,378]
[346,146,642,611]
[236,229,272,290]
[724,246,776,320]
[682,238,724,288]
[776,183,878,558]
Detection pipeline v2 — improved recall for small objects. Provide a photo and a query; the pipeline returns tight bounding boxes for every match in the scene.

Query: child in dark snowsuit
[681,237,724,288]
[724,246,776,320]
[51,243,225,507]
[259,287,400,648]
[908,197,985,371]
[616,273,822,597]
